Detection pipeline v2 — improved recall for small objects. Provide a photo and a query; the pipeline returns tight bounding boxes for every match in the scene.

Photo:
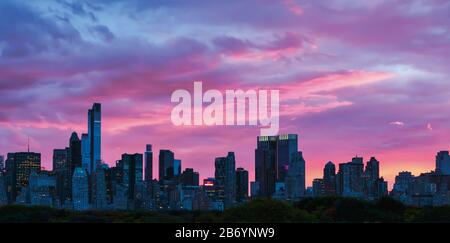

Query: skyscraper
[91,164,108,209]
[72,167,89,211]
[436,151,450,175]
[144,145,153,181]
[69,132,82,174]
[285,151,305,201]
[88,103,102,173]
[53,149,71,204]
[0,155,4,172]
[364,157,380,199]
[159,150,175,181]
[119,153,143,201]
[323,161,336,196]
[337,157,364,197]
[5,152,41,201]
[255,134,298,198]
[0,172,7,206]
[215,152,236,207]
[236,167,249,203]
[81,133,90,173]
[174,159,182,177]
[181,168,199,186]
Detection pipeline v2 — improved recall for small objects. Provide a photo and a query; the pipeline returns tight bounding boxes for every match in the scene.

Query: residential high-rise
[29,170,56,207]
[235,167,249,203]
[215,152,236,207]
[285,151,305,201]
[69,132,82,174]
[174,159,182,177]
[144,145,153,181]
[5,152,41,201]
[181,168,199,186]
[336,157,364,197]
[364,157,380,199]
[53,149,71,204]
[81,133,90,173]
[436,151,450,175]
[0,155,4,172]
[118,153,143,201]
[0,172,7,205]
[88,103,102,173]
[313,179,325,197]
[159,150,175,181]
[323,161,336,196]
[255,134,298,198]
[91,164,108,209]
[72,167,89,211]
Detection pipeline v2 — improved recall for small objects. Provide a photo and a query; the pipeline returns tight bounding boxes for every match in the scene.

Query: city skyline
[1,101,449,191]
[1,0,450,189]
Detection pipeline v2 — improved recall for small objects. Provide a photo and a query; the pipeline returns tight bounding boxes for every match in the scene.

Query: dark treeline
[1,197,450,223]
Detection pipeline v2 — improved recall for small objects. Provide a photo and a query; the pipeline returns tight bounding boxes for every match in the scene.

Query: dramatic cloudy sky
[1,0,449,188]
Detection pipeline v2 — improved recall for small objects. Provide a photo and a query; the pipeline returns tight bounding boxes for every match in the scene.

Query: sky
[1,0,450,188]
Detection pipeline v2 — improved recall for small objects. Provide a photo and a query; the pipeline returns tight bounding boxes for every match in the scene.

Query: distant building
[92,165,108,210]
[29,170,56,207]
[174,159,182,177]
[72,167,89,211]
[336,157,364,197]
[313,179,324,197]
[53,148,71,204]
[81,133,90,173]
[436,151,450,175]
[88,103,102,173]
[144,145,153,181]
[255,134,298,198]
[118,153,143,203]
[0,155,4,172]
[181,168,199,186]
[285,151,305,201]
[364,157,380,199]
[215,152,236,208]
[159,150,175,182]
[5,152,41,202]
[236,168,249,203]
[0,172,7,205]
[323,161,336,196]
[69,132,82,175]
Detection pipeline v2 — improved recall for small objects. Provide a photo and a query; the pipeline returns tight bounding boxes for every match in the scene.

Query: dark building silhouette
[88,103,101,173]
[117,154,143,200]
[159,150,175,181]
[285,151,306,200]
[323,161,336,196]
[255,134,298,198]
[236,167,249,203]
[53,148,71,204]
[181,168,199,186]
[215,152,236,207]
[336,157,364,197]
[436,151,450,175]
[69,132,82,174]
[144,145,153,181]
[364,157,380,199]
[5,152,41,202]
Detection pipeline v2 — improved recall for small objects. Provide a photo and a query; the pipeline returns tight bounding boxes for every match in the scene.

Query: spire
[27,136,30,152]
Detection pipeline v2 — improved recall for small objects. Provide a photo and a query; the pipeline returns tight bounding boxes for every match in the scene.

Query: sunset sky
[1,0,450,188]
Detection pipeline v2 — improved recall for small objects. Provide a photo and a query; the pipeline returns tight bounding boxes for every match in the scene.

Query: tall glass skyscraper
[159,150,175,181]
[88,103,101,173]
[144,145,153,181]
[215,152,236,208]
[81,133,90,173]
[255,134,298,198]
[5,152,41,201]
[72,167,89,211]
